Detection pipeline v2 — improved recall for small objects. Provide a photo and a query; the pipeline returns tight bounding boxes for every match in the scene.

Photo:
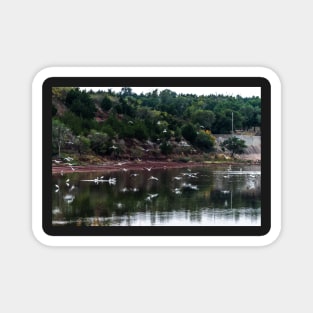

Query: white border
[32,67,281,246]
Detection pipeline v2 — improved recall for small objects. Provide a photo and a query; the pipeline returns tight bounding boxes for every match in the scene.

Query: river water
[52,164,261,226]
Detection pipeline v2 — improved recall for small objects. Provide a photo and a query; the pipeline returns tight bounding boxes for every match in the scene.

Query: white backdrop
[0,1,311,312]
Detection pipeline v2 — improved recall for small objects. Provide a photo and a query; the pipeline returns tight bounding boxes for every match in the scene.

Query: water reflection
[52,165,261,226]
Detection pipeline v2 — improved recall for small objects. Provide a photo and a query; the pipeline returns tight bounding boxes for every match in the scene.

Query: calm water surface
[52,164,261,226]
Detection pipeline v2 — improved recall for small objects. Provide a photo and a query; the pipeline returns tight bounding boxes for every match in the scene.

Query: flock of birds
[54,158,260,210]
[53,156,76,174]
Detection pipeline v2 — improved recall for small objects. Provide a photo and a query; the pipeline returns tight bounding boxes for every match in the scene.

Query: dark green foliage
[52,105,57,116]
[160,141,173,155]
[181,124,197,143]
[191,109,215,130]
[195,132,215,152]
[101,95,113,111]
[52,87,260,159]
[89,132,110,156]
[221,136,247,156]
[65,88,96,119]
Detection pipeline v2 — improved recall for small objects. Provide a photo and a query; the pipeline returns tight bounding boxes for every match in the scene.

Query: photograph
[51,85,262,227]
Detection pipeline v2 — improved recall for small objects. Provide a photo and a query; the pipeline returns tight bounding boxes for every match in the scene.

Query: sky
[80,87,261,98]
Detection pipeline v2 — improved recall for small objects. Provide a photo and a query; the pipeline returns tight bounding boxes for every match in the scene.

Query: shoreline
[52,159,260,174]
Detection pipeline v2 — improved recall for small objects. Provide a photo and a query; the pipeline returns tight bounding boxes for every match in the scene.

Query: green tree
[191,109,215,130]
[181,123,197,143]
[221,136,247,157]
[52,119,74,157]
[65,88,97,119]
[195,131,215,152]
[89,131,110,156]
[101,95,113,111]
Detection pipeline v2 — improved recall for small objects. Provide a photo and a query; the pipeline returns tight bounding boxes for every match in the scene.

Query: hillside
[51,87,261,165]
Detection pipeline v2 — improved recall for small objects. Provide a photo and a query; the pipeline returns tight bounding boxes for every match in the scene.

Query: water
[52,164,261,226]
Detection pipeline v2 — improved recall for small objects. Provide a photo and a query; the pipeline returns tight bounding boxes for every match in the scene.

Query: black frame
[43,77,271,236]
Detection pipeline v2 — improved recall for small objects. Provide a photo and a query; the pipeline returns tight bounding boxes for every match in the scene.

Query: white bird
[173,176,182,181]
[173,188,182,195]
[116,202,124,209]
[144,167,152,171]
[64,157,73,162]
[122,168,128,172]
[70,166,76,171]
[60,170,64,176]
[130,173,139,177]
[148,193,158,199]
[148,176,159,181]
[69,185,75,192]
[110,145,118,150]
[66,178,70,183]
[53,160,62,164]
[55,184,59,189]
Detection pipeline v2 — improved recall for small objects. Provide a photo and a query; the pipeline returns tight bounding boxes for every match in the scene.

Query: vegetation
[221,136,247,157]
[52,87,260,161]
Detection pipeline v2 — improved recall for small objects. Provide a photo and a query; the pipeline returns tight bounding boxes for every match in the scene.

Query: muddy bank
[52,159,259,174]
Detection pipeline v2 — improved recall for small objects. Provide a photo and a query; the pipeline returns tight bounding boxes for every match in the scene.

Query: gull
[148,176,159,181]
[148,193,158,199]
[116,202,124,209]
[173,188,182,195]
